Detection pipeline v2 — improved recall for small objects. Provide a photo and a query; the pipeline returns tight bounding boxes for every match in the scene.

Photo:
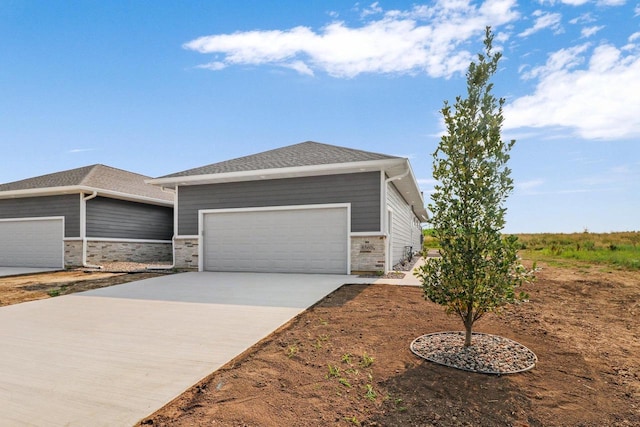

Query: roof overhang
[387,160,429,222]
[147,158,405,186]
[147,158,428,221]
[0,186,174,207]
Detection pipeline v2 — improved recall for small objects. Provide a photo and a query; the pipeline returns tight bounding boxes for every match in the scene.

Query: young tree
[415,27,533,347]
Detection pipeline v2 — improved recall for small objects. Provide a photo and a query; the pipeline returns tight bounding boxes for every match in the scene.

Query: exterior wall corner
[64,240,83,268]
[174,237,199,270]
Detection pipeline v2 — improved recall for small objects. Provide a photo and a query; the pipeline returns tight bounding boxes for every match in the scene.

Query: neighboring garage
[201,204,349,274]
[0,165,174,268]
[0,217,64,268]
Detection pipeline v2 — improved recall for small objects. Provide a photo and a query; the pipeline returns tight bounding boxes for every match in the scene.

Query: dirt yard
[1,262,638,426]
[0,270,166,306]
[137,262,640,427]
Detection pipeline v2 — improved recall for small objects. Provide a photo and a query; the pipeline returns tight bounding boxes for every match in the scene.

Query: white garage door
[202,205,349,274]
[0,218,64,268]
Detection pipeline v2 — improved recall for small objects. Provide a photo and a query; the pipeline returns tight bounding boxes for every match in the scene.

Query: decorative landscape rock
[410,331,537,374]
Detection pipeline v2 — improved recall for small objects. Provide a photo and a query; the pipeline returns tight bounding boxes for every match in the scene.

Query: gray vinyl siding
[388,182,422,265]
[86,197,173,240]
[0,194,80,237]
[177,172,381,235]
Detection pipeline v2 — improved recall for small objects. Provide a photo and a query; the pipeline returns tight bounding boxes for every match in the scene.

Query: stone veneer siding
[350,235,387,273]
[86,240,172,264]
[64,240,84,267]
[174,237,199,270]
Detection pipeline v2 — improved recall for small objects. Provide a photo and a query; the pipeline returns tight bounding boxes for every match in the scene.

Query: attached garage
[150,141,428,273]
[200,204,350,274]
[0,217,64,268]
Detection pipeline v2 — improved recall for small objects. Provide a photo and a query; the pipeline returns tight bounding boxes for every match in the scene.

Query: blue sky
[1,0,638,233]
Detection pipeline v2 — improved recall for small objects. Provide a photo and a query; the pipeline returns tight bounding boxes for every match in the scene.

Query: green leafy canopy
[415,27,535,346]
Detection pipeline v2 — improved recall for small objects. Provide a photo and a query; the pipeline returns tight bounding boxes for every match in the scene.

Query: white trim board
[0,216,65,268]
[85,238,172,244]
[198,203,351,274]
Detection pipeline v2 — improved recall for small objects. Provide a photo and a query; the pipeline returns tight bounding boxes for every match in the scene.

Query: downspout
[147,185,176,271]
[385,168,410,184]
[146,235,176,271]
[384,166,411,272]
[81,191,102,269]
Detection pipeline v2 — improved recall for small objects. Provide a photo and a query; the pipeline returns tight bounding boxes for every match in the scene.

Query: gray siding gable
[86,197,173,240]
[0,194,80,238]
[177,172,381,235]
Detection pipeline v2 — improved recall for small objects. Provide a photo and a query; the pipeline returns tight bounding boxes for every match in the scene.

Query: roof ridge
[78,164,102,186]
[157,141,400,179]
[84,164,153,181]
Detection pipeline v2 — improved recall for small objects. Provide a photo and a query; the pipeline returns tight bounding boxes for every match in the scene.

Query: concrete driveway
[0,272,359,426]
[0,267,59,278]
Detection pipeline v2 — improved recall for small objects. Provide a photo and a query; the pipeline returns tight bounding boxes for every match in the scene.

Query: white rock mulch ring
[410,331,537,375]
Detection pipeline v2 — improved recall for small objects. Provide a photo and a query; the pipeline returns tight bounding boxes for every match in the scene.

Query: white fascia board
[198,203,351,215]
[86,237,172,244]
[146,158,407,187]
[0,186,173,207]
[0,186,82,199]
[351,231,385,237]
[0,215,65,223]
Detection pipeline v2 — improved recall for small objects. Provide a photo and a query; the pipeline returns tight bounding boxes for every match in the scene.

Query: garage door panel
[203,206,348,274]
[0,219,64,268]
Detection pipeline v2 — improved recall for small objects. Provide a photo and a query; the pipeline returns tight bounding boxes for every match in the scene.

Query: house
[0,164,174,268]
[148,141,427,274]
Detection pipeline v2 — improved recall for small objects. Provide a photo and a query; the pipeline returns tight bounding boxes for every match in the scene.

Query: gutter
[0,185,173,206]
[146,158,406,187]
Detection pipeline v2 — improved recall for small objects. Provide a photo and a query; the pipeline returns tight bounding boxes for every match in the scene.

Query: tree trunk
[464,313,474,347]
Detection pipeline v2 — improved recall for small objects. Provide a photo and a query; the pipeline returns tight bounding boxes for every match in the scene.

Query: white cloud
[569,13,596,25]
[580,25,604,38]
[505,38,640,139]
[521,43,590,80]
[196,61,227,71]
[68,148,96,153]
[518,10,563,37]
[360,2,383,18]
[183,0,519,78]
[516,179,544,191]
[538,0,624,5]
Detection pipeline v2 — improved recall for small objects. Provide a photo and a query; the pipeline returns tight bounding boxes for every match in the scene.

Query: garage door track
[0,272,357,426]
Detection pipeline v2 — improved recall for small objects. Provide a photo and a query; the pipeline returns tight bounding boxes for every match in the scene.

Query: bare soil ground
[0,269,166,307]
[138,262,640,427]
[1,261,638,426]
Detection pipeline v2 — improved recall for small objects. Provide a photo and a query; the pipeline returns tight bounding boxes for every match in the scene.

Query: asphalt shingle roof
[159,141,400,178]
[0,164,173,202]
